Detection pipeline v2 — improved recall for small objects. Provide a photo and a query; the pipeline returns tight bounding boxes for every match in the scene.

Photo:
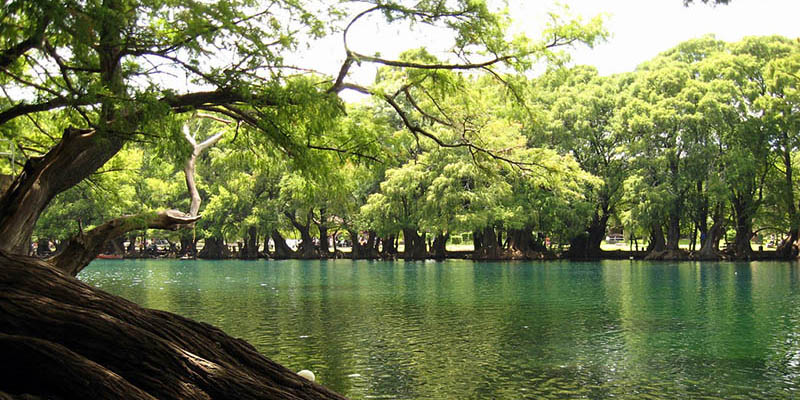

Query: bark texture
[0,251,346,399]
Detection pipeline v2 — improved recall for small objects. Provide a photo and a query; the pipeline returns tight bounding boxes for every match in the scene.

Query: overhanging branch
[48,210,201,277]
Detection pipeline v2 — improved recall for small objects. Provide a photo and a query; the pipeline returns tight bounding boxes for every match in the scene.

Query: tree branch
[0,17,50,70]
[48,210,201,277]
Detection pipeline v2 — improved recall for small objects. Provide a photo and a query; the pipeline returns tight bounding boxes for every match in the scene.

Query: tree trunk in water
[295,225,318,259]
[666,212,681,251]
[732,213,754,260]
[363,231,379,259]
[348,229,365,260]
[777,229,799,260]
[402,228,427,261]
[697,210,725,260]
[430,233,449,260]
[473,226,503,260]
[179,235,195,258]
[239,227,259,260]
[198,237,229,260]
[508,228,548,260]
[731,198,754,259]
[566,214,608,260]
[270,230,295,259]
[380,234,398,258]
[285,211,318,259]
[0,251,346,399]
[647,224,667,253]
[316,209,330,259]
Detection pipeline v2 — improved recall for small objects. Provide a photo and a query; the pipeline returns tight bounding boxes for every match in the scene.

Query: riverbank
[105,246,791,262]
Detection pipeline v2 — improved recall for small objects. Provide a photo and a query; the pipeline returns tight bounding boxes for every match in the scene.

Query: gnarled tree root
[0,251,347,400]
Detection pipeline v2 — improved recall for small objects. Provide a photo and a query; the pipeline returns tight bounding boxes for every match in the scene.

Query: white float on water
[297,369,316,382]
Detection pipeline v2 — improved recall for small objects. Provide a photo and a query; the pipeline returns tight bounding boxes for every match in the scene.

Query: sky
[301,0,800,102]
[548,0,800,75]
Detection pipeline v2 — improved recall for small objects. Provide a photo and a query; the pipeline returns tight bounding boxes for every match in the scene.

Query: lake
[79,259,800,399]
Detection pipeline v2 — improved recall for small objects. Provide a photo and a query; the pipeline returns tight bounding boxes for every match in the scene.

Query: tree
[1,0,607,396]
[699,36,797,258]
[534,66,631,258]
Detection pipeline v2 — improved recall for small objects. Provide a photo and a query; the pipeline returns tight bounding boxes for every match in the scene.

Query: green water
[79,259,800,399]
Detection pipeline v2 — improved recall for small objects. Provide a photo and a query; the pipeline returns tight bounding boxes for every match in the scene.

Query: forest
[0,0,797,398]
[16,35,800,264]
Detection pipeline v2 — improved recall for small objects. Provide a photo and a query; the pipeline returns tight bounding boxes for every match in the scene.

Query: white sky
[554,0,800,75]
[299,0,800,102]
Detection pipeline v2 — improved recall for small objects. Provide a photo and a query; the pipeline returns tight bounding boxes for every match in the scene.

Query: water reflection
[80,259,800,399]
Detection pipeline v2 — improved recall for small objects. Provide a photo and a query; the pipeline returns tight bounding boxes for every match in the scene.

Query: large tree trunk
[239,226,259,260]
[696,207,725,260]
[36,238,51,257]
[777,229,799,260]
[198,237,229,260]
[365,231,380,258]
[286,211,319,259]
[567,214,609,260]
[347,229,366,260]
[666,211,681,251]
[127,235,138,254]
[777,145,799,259]
[380,234,398,258]
[430,233,449,260]
[731,197,754,259]
[508,228,548,260]
[0,251,346,399]
[179,234,196,258]
[473,226,503,260]
[694,180,709,251]
[402,228,427,261]
[270,230,295,260]
[646,224,667,254]
[0,127,125,254]
[316,208,330,259]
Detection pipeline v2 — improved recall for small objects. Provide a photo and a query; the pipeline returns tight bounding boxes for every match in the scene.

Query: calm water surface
[79,259,800,399]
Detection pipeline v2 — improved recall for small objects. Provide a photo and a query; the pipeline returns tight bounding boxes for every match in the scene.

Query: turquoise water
[79,259,800,399]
